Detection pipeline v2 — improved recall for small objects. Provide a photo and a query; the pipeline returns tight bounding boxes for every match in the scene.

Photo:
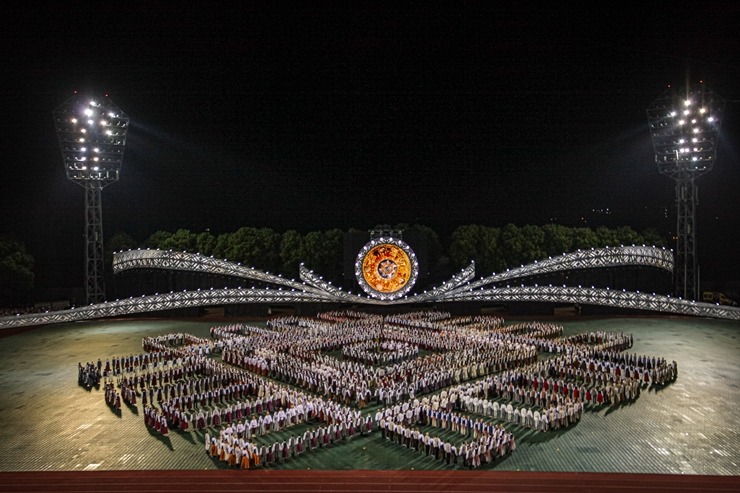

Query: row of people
[341,339,419,365]
[378,405,516,468]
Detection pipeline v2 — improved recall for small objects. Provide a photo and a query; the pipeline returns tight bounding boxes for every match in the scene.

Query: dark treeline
[107,223,666,286]
[0,224,665,306]
[0,237,35,306]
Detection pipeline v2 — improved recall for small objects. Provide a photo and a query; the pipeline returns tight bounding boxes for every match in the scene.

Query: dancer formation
[78,310,677,469]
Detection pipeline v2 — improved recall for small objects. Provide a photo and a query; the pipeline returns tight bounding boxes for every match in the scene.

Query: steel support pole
[85,182,106,304]
[674,176,698,301]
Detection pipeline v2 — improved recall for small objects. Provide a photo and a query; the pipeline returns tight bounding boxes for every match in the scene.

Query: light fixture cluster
[53,94,130,185]
[647,83,724,178]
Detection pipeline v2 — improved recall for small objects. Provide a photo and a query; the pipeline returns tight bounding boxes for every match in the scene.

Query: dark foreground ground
[0,314,738,492]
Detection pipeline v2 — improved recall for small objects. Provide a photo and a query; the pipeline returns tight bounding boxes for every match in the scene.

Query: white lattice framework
[2,245,738,329]
[445,245,674,295]
[113,249,327,295]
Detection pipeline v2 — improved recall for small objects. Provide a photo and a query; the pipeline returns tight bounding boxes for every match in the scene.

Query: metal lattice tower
[53,94,129,305]
[647,82,724,301]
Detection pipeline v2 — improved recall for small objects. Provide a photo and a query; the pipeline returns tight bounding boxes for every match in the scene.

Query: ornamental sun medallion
[355,238,418,300]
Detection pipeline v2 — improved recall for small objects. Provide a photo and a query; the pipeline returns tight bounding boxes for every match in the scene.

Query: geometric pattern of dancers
[79,309,677,469]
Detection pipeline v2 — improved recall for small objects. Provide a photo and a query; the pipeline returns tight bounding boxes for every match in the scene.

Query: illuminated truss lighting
[54,94,129,185]
[2,244,738,329]
[647,82,725,301]
[647,83,724,178]
[53,93,130,304]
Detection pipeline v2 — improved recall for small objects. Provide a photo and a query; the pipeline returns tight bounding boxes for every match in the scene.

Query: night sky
[2,3,739,292]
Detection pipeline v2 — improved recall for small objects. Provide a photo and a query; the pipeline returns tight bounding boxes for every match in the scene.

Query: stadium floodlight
[647,81,724,301]
[53,93,129,305]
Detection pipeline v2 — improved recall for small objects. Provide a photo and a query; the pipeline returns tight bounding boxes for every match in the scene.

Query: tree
[519,225,546,264]
[542,223,573,257]
[640,227,666,247]
[408,223,443,267]
[0,238,35,306]
[222,227,280,272]
[301,229,345,284]
[106,231,138,256]
[301,231,326,274]
[571,227,599,251]
[477,226,505,274]
[501,223,527,267]
[449,225,505,275]
[195,231,217,256]
[160,228,197,252]
[322,228,346,282]
[449,225,481,270]
[595,226,619,248]
[614,226,644,246]
[213,233,231,260]
[254,228,282,273]
[279,230,303,279]
[143,230,173,250]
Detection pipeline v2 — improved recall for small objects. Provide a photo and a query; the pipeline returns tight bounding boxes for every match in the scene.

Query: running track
[1,470,738,493]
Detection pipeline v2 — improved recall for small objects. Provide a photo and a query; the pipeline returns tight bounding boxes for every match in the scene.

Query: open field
[0,314,738,492]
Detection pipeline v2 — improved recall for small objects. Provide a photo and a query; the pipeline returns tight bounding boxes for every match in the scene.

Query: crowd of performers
[219,313,541,409]
[77,361,102,389]
[80,309,678,470]
[104,382,122,410]
[201,396,373,469]
[377,401,517,468]
[341,339,420,366]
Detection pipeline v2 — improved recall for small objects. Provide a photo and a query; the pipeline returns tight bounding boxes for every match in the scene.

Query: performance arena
[1,245,738,492]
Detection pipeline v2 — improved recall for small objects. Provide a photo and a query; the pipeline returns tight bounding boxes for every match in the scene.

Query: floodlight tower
[53,93,129,305]
[647,82,724,301]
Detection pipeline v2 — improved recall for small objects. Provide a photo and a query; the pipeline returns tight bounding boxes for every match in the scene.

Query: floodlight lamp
[54,94,129,187]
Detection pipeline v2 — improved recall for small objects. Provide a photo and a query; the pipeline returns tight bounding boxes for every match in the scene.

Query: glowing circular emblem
[355,238,418,300]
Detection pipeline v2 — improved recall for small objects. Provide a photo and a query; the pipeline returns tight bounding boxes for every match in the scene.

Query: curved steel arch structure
[112,249,327,295]
[448,245,674,293]
[2,245,738,329]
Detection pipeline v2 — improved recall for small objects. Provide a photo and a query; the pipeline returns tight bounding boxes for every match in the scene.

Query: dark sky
[2,2,739,290]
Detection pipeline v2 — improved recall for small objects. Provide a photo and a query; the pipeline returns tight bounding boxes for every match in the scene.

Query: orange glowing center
[361,243,412,293]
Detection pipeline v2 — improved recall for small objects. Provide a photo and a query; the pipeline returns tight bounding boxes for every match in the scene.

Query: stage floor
[0,315,738,491]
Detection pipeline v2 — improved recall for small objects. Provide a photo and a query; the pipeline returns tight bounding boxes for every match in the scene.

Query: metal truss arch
[114,249,326,295]
[439,286,740,320]
[449,245,674,294]
[3,245,738,330]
